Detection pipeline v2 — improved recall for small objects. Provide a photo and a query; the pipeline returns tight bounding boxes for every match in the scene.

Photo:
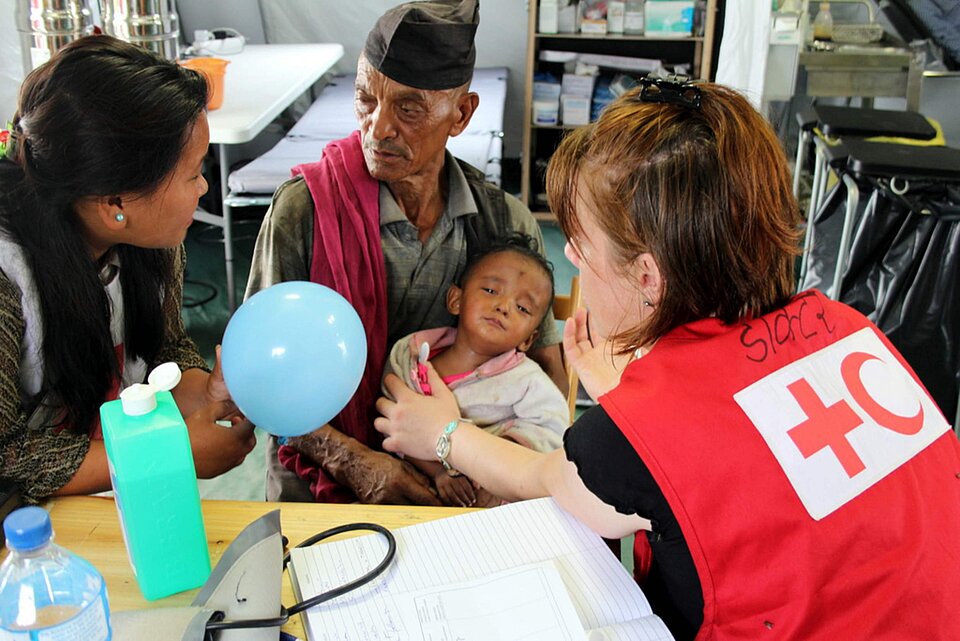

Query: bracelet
[435,420,460,471]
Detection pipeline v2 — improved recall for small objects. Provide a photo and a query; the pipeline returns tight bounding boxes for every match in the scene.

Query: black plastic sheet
[800,178,960,421]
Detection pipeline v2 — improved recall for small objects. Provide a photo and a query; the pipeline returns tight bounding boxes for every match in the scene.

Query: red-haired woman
[375,79,960,641]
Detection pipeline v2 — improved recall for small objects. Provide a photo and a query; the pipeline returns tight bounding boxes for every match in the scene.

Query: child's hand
[472,485,504,508]
[434,471,477,507]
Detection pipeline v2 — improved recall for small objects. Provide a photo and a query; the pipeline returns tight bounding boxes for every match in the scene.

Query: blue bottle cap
[3,506,52,551]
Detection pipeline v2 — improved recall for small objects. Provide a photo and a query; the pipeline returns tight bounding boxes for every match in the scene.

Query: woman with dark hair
[0,35,255,503]
[375,79,960,640]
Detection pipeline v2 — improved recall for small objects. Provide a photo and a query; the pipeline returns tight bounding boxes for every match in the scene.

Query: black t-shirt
[563,406,704,641]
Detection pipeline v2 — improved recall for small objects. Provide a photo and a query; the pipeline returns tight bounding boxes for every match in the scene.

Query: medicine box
[532,100,561,125]
[561,73,596,98]
[581,18,608,35]
[558,2,579,33]
[579,0,607,34]
[645,0,695,36]
[534,80,562,102]
[562,95,591,126]
[539,0,559,33]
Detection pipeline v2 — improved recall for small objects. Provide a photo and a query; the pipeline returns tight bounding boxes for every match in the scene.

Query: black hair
[460,232,556,314]
[0,35,207,434]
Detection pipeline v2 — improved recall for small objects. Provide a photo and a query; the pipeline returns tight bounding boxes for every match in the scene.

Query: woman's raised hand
[563,308,632,401]
[204,344,231,403]
[186,400,257,478]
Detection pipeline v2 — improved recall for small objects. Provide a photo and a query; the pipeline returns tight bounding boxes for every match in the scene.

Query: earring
[642,300,653,308]
[114,212,125,222]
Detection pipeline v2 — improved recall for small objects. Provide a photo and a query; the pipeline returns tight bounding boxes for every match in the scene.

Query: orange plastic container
[180,57,229,110]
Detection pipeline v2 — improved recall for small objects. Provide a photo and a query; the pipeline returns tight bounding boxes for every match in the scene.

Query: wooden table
[41,496,476,638]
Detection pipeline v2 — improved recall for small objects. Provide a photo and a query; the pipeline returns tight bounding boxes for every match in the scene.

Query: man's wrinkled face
[354,55,468,183]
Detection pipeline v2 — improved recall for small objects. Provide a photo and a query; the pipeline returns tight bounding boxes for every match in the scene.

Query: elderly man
[245,0,565,504]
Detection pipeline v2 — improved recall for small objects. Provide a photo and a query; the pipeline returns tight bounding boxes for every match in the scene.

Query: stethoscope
[204,522,396,634]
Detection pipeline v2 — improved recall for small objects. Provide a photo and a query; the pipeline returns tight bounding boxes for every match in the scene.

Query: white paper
[587,618,675,641]
[289,497,673,641]
[380,561,585,641]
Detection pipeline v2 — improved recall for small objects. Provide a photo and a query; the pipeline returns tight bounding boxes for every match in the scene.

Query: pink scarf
[279,131,387,502]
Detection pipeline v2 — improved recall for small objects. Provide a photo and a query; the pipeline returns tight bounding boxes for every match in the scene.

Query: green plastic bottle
[100,363,211,601]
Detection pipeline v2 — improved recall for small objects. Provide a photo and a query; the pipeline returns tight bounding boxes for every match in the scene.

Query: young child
[383,234,569,507]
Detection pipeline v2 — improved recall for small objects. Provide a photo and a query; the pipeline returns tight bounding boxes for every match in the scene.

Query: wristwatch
[435,420,460,471]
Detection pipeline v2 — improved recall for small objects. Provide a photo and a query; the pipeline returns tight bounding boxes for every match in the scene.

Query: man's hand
[289,424,443,506]
[434,472,477,507]
[342,448,442,505]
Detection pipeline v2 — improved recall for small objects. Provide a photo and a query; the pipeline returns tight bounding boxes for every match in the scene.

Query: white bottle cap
[118,363,182,415]
[147,362,182,391]
[120,383,158,416]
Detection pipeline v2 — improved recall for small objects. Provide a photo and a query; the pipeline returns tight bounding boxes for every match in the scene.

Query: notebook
[289,497,674,641]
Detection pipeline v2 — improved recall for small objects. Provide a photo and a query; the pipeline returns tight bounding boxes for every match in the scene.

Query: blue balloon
[221,281,367,437]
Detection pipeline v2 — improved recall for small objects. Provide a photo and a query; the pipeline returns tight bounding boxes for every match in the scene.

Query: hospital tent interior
[2,0,958,511]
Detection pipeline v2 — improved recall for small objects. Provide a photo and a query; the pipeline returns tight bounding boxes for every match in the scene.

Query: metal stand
[193,143,238,310]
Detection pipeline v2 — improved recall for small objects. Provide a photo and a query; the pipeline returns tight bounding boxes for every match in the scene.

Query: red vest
[601,290,960,641]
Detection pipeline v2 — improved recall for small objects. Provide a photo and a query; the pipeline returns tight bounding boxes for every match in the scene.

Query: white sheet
[227,66,508,195]
[715,0,771,109]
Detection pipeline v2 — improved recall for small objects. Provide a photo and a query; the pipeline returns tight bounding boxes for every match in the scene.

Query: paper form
[378,561,586,640]
[289,497,674,641]
[289,498,672,641]
[587,618,675,641]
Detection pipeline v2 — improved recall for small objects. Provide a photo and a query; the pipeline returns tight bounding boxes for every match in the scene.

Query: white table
[192,43,345,309]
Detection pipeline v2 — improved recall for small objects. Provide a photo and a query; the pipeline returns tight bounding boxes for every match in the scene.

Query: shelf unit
[521,0,718,218]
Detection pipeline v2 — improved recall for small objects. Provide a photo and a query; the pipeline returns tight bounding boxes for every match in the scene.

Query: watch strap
[436,420,460,471]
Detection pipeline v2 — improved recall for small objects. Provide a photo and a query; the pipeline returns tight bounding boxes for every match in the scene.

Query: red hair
[547,82,802,351]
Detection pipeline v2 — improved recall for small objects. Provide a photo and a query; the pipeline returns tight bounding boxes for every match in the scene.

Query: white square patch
[734,327,948,520]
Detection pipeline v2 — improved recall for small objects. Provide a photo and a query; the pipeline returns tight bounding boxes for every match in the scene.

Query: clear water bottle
[0,506,111,640]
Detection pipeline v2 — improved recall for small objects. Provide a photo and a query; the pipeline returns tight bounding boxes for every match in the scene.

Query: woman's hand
[186,399,257,478]
[563,309,632,401]
[204,345,231,403]
[375,364,460,461]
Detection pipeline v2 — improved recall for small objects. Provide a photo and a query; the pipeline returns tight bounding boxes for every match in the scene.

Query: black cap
[364,0,479,91]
